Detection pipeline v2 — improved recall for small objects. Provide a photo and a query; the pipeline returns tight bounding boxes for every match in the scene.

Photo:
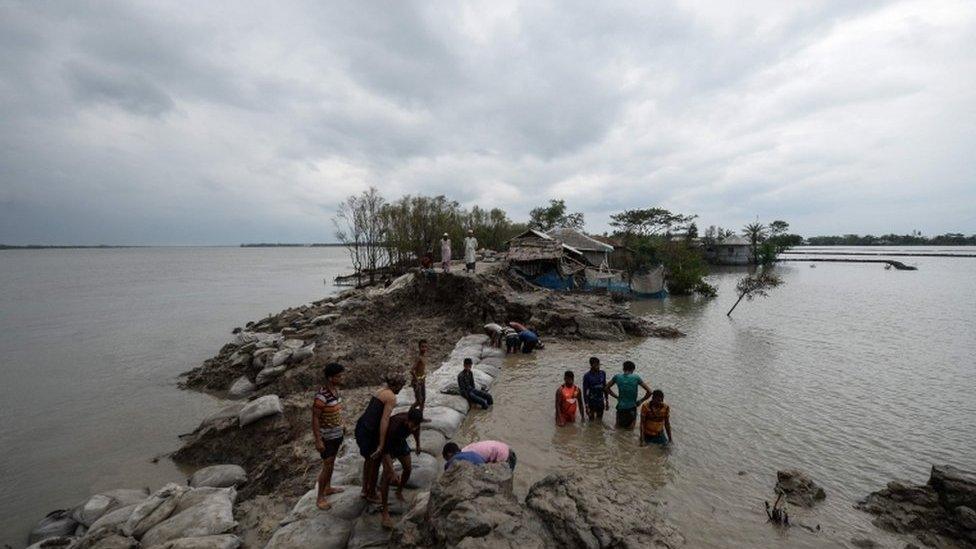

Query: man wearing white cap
[440,233,452,272]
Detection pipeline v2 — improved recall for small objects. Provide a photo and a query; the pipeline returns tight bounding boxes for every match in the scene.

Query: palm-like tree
[742,222,767,263]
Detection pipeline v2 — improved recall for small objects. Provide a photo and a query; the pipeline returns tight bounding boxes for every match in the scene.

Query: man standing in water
[605,361,652,428]
[411,340,428,411]
[582,357,609,421]
[639,390,673,446]
[440,233,452,272]
[464,229,478,273]
[311,362,346,510]
[555,370,585,426]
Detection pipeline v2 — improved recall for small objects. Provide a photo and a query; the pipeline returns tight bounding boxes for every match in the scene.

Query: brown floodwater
[457,249,976,548]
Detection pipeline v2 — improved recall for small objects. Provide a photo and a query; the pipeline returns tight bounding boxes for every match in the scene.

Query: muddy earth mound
[393,462,683,548]
[856,464,976,548]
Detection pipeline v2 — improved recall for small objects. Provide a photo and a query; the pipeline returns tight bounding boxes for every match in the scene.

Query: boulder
[282,487,366,524]
[188,465,247,489]
[238,395,283,427]
[155,534,242,549]
[122,483,187,538]
[140,490,236,548]
[227,377,255,399]
[417,406,465,438]
[775,469,826,507]
[264,517,353,549]
[29,510,78,544]
[929,464,976,510]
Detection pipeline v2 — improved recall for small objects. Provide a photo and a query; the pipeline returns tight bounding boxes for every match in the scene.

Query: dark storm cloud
[0,0,973,245]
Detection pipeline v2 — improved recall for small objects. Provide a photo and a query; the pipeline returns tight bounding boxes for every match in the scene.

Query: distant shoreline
[0,243,344,250]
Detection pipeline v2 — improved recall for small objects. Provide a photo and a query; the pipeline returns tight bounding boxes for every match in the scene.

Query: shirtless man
[411,340,428,411]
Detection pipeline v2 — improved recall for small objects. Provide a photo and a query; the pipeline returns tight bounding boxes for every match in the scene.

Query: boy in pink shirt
[461,440,517,470]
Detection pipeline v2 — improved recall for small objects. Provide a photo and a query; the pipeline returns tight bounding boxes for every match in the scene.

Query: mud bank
[23,266,680,548]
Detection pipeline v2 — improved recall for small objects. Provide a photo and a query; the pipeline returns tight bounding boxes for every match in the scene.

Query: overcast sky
[1,1,974,245]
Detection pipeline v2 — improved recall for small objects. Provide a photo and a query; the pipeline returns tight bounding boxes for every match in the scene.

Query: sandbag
[85,504,139,537]
[238,395,282,427]
[200,404,245,428]
[419,406,465,438]
[122,483,187,538]
[438,369,493,396]
[290,343,315,363]
[264,517,353,549]
[479,346,505,360]
[472,362,501,378]
[188,465,247,489]
[254,365,285,386]
[270,349,292,368]
[28,510,78,544]
[281,339,305,350]
[282,487,365,524]
[410,429,447,456]
[393,452,439,489]
[139,491,236,547]
[227,377,254,399]
[156,534,241,549]
[174,487,237,514]
[26,535,76,549]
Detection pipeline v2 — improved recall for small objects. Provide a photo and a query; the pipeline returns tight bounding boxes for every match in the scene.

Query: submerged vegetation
[806,232,976,246]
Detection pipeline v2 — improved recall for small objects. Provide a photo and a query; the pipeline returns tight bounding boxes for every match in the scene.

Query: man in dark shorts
[504,327,521,354]
[582,357,609,421]
[605,360,652,429]
[411,340,428,411]
[312,362,346,510]
[355,372,406,503]
[458,358,493,409]
[639,390,673,446]
[379,407,422,528]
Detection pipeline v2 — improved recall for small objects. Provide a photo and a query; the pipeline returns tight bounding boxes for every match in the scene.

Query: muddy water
[458,251,976,548]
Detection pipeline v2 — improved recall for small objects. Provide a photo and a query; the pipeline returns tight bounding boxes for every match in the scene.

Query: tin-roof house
[547,227,614,268]
[704,235,753,265]
[506,229,588,289]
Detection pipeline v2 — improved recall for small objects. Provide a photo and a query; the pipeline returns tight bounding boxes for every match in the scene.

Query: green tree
[769,220,790,236]
[742,222,767,263]
[609,208,696,238]
[528,199,585,231]
[727,269,783,317]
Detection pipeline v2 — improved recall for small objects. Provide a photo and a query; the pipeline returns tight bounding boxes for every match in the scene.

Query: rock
[140,489,237,548]
[264,517,353,549]
[270,349,293,368]
[525,473,683,548]
[122,483,187,538]
[775,469,826,507]
[227,376,255,399]
[155,534,242,549]
[410,429,447,456]
[930,465,976,510]
[954,506,976,530]
[282,487,366,524]
[238,395,283,427]
[29,510,78,544]
[416,406,465,438]
[188,465,247,488]
[26,536,77,549]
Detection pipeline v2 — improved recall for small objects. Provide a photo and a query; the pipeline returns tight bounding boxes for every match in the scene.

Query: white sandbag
[392,452,439,489]
[438,369,493,396]
[479,346,505,360]
[122,483,187,538]
[238,395,282,427]
[420,406,465,437]
[282,487,365,524]
[281,339,305,350]
[200,404,245,428]
[410,429,447,456]
[311,314,339,326]
[72,489,149,528]
[227,377,255,399]
[472,362,501,378]
[188,465,247,489]
[174,488,237,514]
[290,343,315,363]
[85,504,139,537]
[156,534,241,549]
[28,510,78,544]
[454,334,489,348]
[264,517,353,549]
[478,355,504,368]
[255,365,285,386]
[270,349,292,368]
[139,491,236,548]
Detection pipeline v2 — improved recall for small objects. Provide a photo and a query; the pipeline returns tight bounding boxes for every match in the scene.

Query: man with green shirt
[605,360,652,428]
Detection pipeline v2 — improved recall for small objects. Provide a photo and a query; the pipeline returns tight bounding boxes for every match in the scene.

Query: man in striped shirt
[312,362,346,509]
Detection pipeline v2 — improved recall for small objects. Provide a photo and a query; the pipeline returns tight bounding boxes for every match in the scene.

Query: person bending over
[462,439,517,470]
[503,327,521,354]
[483,323,504,347]
[639,390,673,446]
[354,372,406,503]
[458,358,493,409]
[582,357,609,421]
[605,360,651,429]
[555,370,585,426]
[311,362,346,510]
[379,407,423,528]
[518,327,540,354]
[442,442,487,470]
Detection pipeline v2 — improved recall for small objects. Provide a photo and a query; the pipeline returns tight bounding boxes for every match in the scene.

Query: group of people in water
[309,333,672,529]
